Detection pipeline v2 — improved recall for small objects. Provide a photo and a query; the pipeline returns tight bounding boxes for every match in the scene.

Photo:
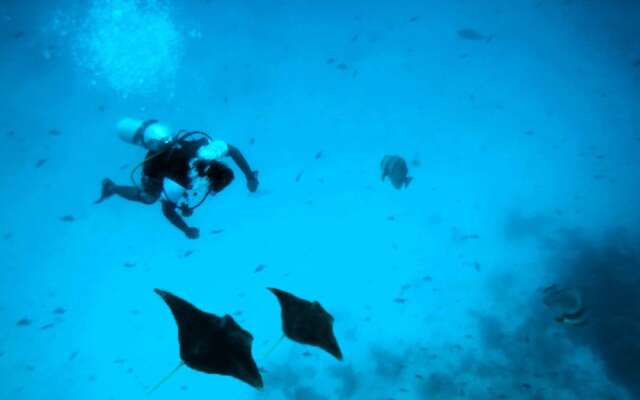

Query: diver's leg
[94,178,159,204]
[112,185,149,202]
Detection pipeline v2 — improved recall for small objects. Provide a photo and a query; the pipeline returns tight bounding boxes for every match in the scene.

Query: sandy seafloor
[1,0,639,399]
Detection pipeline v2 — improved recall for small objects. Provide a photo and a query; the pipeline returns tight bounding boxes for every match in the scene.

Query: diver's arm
[227,144,254,178]
[227,144,259,192]
[161,200,199,239]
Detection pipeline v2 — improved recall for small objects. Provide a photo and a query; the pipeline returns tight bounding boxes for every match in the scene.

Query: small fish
[53,307,66,315]
[35,159,47,168]
[295,171,304,183]
[233,310,243,316]
[113,359,126,364]
[254,264,266,273]
[457,29,490,41]
[381,155,413,189]
[473,261,481,271]
[48,129,61,136]
[68,351,79,361]
[409,16,419,23]
[40,323,56,330]
[60,215,75,222]
[387,215,396,221]
[315,151,323,160]
[336,63,349,70]
[351,34,359,42]
[458,234,480,241]
[249,137,256,145]
[524,130,536,136]
[210,229,225,235]
[183,250,194,258]
[393,297,407,304]
[123,262,135,268]
[98,105,106,112]
[326,58,336,64]
[302,351,312,357]
[17,318,32,326]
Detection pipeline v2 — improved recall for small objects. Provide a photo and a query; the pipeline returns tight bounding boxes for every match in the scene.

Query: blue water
[1,0,640,399]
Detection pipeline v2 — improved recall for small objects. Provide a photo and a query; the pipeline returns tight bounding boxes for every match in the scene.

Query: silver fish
[381,155,413,190]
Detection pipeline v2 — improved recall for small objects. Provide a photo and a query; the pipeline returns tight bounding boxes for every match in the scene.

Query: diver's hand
[185,227,200,239]
[247,171,259,193]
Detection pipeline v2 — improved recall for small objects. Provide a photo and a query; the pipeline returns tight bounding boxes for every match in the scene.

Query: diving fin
[94,179,116,204]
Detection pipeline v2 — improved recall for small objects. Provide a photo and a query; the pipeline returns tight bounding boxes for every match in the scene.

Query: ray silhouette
[149,289,263,394]
[268,287,343,360]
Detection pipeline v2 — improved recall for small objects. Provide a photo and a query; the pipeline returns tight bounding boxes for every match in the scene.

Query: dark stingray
[268,288,343,360]
[153,289,263,390]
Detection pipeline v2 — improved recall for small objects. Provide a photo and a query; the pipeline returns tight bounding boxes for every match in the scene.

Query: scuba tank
[117,118,174,151]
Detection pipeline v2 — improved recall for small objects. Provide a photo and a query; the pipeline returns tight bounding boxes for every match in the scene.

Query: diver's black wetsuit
[96,136,258,239]
[141,137,207,200]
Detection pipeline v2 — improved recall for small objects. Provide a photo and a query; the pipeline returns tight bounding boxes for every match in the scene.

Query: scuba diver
[95,118,259,239]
